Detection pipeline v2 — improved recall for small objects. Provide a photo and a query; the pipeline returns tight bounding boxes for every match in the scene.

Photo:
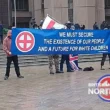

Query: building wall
[0,0,106,28]
[33,0,105,29]
[73,0,105,29]
[33,0,42,25]
[44,0,68,24]
[0,0,9,27]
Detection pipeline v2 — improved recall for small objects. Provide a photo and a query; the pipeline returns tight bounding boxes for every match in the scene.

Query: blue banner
[11,28,110,55]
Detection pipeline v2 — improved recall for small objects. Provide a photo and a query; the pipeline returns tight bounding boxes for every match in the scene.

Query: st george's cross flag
[42,15,66,29]
[42,15,79,71]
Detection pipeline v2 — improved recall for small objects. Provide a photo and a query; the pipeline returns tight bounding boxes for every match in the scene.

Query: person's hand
[8,52,12,55]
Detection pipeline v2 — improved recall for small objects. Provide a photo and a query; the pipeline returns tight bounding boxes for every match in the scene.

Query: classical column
[73,0,98,29]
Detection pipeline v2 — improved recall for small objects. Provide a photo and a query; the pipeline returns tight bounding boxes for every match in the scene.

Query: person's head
[7,30,12,38]
[71,25,75,30]
[40,20,44,27]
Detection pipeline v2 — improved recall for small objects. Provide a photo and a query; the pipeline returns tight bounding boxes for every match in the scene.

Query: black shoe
[60,71,64,73]
[67,70,74,72]
[78,67,82,71]
[101,68,105,70]
[4,76,8,80]
[17,75,24,78]
[56,71,64,73]
[50,72,54,74]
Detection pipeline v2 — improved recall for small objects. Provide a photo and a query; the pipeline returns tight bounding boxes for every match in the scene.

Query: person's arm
[3,38,11,55]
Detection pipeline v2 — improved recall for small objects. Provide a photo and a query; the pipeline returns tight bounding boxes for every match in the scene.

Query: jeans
[60,55,71,71]
[6,55,20,77]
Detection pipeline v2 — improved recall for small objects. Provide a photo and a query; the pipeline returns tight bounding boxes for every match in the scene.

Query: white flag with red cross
[42,15,66,29]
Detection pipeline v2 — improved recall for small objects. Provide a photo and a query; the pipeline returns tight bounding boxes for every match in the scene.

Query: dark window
[105,0,110,9]
[12,0,29,11]
[17,22,29,28]
[68,0,73,22]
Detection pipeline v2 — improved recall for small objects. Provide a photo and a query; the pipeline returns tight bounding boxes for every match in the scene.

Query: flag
[42,15,66,29]
[69,54,79,71]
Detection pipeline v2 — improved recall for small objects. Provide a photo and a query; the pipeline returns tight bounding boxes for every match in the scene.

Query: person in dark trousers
[3,30,24,80]
[101,25,110,70]
[60,55,73,72]
[101,54,110,70]
[0,21,3,44]
[74,23,82,70]
[60,21,74,73]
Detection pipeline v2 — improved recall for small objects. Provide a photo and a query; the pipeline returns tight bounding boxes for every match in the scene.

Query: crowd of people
[1,20,110,80]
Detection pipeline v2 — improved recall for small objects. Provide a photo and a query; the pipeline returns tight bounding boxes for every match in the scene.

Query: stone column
[95,0,105,26]
[44,0,68,24]
[73,0,96,29]
[33,0,42,25]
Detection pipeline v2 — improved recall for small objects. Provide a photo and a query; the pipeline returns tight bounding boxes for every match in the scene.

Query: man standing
[60,22,74,73]
[101,27,110,70]
[0,21,3,44]
[3,30,24,80]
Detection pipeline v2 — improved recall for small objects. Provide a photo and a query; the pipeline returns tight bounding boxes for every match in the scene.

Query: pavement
[0,62,110,110]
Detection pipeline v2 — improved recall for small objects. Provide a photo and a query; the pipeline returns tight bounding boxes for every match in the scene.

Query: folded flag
[69,54,79,71]
[42,15,66,29]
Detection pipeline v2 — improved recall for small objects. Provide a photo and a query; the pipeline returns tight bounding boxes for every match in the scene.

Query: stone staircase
[0,45,108,68]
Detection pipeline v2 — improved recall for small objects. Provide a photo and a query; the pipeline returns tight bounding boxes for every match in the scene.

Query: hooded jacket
[3,30,12,57]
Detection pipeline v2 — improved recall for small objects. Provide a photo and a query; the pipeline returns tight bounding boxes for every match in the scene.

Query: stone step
[0,46,108,68]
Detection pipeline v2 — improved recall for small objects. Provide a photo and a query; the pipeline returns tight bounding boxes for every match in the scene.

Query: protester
[39,20,44,29]
[74,23,80,30]
[74,23,82,71]
[80,25,85,30]
[33,24,40,29]
[60,55,73,73]
[3,30,24,80]
[100,21,109,29]
[101,53,110,70]
[0,21,3,44]
[60,21,74,73]
[93,22,99,30]
[101,27,110,70]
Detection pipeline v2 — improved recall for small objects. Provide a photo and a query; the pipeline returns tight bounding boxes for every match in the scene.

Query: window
[12,22,29,28]
[68,0,73,22]
[12,0,29,11]
[105,0,110,9]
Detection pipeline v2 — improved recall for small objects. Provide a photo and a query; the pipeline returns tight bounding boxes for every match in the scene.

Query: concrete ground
[0,62,110,110]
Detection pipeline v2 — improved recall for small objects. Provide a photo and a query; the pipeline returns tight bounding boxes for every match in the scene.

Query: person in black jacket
[93,22,99,30]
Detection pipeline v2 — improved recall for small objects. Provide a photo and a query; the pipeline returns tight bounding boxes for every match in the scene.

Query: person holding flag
[41,15,65,74]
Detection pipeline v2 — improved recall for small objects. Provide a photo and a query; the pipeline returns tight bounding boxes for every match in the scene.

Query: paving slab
[0,62,110,110]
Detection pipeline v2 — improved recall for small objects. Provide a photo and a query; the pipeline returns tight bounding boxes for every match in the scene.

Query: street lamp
[14,0,16,27]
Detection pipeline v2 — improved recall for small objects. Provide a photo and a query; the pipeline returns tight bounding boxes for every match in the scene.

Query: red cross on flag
[42,15,66,29]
